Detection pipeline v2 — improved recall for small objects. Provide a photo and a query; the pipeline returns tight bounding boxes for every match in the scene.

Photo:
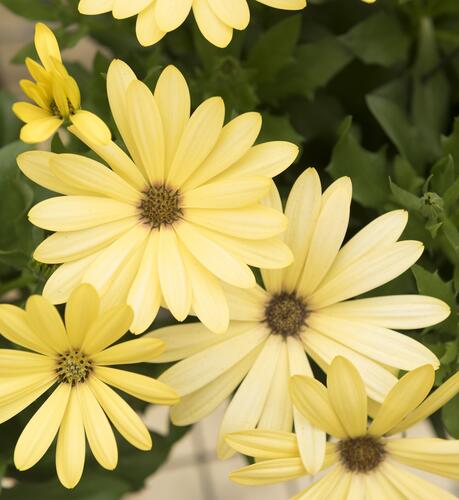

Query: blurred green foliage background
[0,0,458,497]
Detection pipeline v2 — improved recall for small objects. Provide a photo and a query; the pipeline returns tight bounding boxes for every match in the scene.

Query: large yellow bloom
[0,284,179,489]
[78,0,306,47]
[228,357,459,499]
[151,168,449,470]
[18,60,295,334]
[12,23,110,144]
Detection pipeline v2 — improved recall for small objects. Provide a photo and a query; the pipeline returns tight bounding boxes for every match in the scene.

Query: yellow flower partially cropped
[78,0,306,48]
[17,60,295,335]
[150,168,449,470]
[12,23,110,144]
[228,357,459,499]
[0,284,178,489]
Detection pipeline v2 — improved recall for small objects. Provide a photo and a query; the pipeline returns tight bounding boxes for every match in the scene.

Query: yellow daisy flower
[0,284,179,489]
[151,168,449,470]
[17,60,295,335]
[12,23,111,144]
[78,0,306,48]
[227,357,459,499]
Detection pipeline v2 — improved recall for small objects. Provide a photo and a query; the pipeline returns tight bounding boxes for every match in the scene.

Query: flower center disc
[264,292,308,338]
[57,350,92,385]
[139,184,182,229]
[338,435,386,473]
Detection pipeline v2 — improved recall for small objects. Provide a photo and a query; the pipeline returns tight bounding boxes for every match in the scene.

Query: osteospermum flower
[78,0,306,48]
[12,23,110,144]
[151,168,449,470]
[228,357,459,499]
[0,284,179,488]
[18,60,295,334]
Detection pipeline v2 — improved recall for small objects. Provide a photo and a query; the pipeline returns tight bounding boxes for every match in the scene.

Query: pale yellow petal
[91,338,164,365]
[257,0,306,8]
[0,350,55,375]
[208,0,250,29]
[155,0,192,32]
[34,23,61,71]
[221,283,267,321]
[291,466,342,500]
[20,116,63,143]
[70,110,111,144]
[112,0,151,18]
[79,0,114,14]
[136,2,166,46]
[229,457,306,486]
[226,430,299,459]
[192,0,233,48]
[13,102,51,122]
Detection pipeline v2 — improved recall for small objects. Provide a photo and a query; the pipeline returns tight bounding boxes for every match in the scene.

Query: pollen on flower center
[139,184,182,229]
[337,435,386,473]
[56,350,92,385]
[264,291,308,338]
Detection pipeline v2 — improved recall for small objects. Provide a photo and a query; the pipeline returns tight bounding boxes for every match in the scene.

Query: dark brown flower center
[56,350,92,385]
[139,184,182,229]
[264,291,308,338]
[337,435,386,473]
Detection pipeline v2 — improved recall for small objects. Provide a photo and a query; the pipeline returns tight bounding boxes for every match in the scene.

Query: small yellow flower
[17,60,295,335]
[0,284,179,489]
[227,357,459,499]
[12,23,110,144]
[151,168,449,469]
[78,0,306,48]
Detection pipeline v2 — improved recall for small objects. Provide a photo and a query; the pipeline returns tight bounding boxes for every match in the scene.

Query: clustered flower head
[3,6,457,496]
[12,23,110,144]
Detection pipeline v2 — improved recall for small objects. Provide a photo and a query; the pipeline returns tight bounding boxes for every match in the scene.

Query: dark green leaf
[442,394,459,438]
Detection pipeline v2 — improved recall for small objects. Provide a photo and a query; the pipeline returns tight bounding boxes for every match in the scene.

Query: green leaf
[0,0,59,21]
[258,113,303,144]
[326,117,390,209]
[442,394,459,438]
[389,178,422,210]
[341,11,410,67]
[247,15,301,83]
[430,155,455,196]
[442,117,459,175]
[0,91,21,147]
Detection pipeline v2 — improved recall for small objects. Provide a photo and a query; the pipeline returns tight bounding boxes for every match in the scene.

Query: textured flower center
[264,292,308,338]
[139,184,182,229]
[49,98,75,119]
[56,350,92,385]
[337,435,386,473]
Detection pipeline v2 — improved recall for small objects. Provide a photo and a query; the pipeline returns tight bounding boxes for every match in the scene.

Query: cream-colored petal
[208,0,250,29]
[257,0,306,9]
[175,221,255,288]
[258,341,292,431]
[180,245,229,333]
[158,227,191,321]
[77,382,117,470]
[155,0,192,31]
[192,0,233,48]
[281,168,322,292]
[324,210,408,282]
[309,241,424,309]
[170,346,260,425]
[369,365,435,436]
[79,0,114,14]
[126,80,165,183]
[287,337,326,474]
[154,65,190,171]
[229,457,306,486]
[307,313,439,371]
[297,177,352,297]
[221,283,267,321]
[291,466,342,500]
[82,224,149,295]
[320,295,451,330]
[167,97,225,186]
[0,304,55,355]
[327,356,367,437]
[390,371,459,434]
[25,295,70,353]
[34,217,138,264]
[50,154,139,204]
[217,335,282,459]
[69,110,111,145]
[185,205,287,240]
[159,324,269,396]
[183,112,262,191]
[17,151,85,196]
[94,366,179,405]
[289,374,347,438]
[56,388,85,489]
[136,2,166,46]
[14,383,70,471]
[127,230,162,334]
[364,470,404,500]
[88,377,152,450]
[226,430,299,459]
[29,196,138,232]
[91,338,164,365]
[302,329,398,402]
[81,305,133,354]
[68,126,147,191]
[20,116,63,143]
[149,321,251,362]
[112,0,151,18]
